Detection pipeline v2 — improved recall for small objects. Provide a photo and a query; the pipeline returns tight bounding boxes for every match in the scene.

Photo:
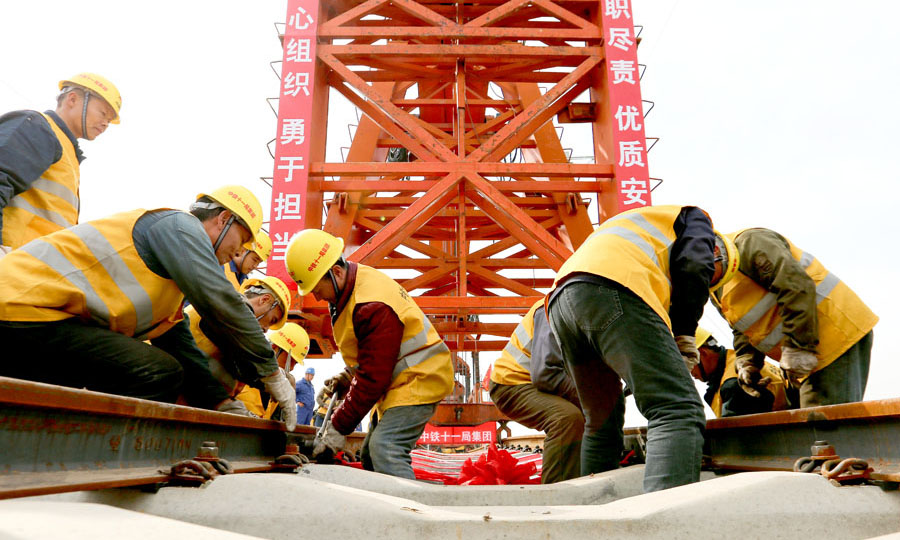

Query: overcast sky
[2,1,898,429]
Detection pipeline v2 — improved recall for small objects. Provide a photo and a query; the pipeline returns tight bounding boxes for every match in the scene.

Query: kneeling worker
[490,299,624,483]
[691,327,787,417]
[285,229,454,478]
[237,322,310,418]
[0,186,297,430]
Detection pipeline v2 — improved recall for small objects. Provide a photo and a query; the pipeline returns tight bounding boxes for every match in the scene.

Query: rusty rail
[0,377,362,500]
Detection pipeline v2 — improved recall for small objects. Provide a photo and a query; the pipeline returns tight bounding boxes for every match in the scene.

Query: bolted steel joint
[197,441,219,459]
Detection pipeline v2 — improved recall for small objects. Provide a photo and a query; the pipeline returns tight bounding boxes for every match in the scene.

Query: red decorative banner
[417,421,497,445]
[268,0,319,288]
[601,0,652,210]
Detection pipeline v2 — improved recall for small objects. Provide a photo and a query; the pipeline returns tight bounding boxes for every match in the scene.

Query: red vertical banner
[268,0,320,287]
[601,0,652,210]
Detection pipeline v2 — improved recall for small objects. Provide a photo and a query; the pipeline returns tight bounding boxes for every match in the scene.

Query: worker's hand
[734,354,771,398]
[324,368,353,399]
[216,398,257,417]
[674,335,700,372]
[313,421,346,458]
[261,369,298,431]
[780,346,818,381]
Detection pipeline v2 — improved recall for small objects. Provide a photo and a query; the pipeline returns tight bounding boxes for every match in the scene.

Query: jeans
[796,330,873,407]
[490,381,585,483]
[0,319,184,402]
[360,402,437,479]
[549,280,706,493]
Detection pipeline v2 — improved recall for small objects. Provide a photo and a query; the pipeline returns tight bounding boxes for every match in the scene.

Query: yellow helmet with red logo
[284,229,345,296]
[695,327,714,348]
[195,185,264,249]
[710,231,740,292]
[268,323,310,367]
[240,276,292,329]
[59,73,122,123]
[249,231,272,261]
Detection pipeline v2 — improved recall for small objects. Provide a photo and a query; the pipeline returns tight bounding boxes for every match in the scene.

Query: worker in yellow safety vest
[0,73,121,255]
[490,299,624,483]
[0,185,297,430]
[224,232,272,290]
[185,275,291,398]
[285,229,453,478]
[691,327,787,417]
[711,228,877,408]
[236,323,310,418]
[546,205,740,493]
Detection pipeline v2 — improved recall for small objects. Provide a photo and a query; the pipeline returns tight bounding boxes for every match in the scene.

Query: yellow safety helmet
[695,327,713,348]
[285,229,345,296]
[195,185,264,249]
[250,231,273,261]
[59,73,122,124]
[268,323,310,368]
[710,230,740,292]
[240,275,292,330]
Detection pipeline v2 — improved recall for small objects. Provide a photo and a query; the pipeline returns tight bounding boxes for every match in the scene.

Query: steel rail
[0,378,363,500]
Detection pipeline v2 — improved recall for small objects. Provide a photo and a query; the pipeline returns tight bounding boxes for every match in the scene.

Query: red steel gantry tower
[268,0,653,407]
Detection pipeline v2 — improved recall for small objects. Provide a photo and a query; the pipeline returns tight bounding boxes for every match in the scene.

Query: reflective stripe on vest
[733,251,842,351]
[501,322,532,374]
[6,197,74,229]
[591,212,674,270]
[392,317,451,380]
[30,177,80,210]
[19,222,158,336]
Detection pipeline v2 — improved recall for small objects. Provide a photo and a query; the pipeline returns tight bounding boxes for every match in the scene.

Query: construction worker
[296,366,316,426]
[224,232,272,290]
[285,229,454,478]
[185,275,291,397]
[711,228,877,407]
[547,205,739,493]
[0,73,121,254]
[236,322,310,418]
[0,186,297,430]
[691,327,787,417]
[490,299,624,483]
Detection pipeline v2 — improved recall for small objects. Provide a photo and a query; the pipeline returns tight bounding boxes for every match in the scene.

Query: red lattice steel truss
[269,0,652,399]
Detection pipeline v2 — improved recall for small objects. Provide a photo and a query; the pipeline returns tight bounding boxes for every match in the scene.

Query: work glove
[216,398,258,417]
[323,368,353,399]
[312,420,347,458]
[674,335,700,373]
[734,354,772,398]
[780,346,819,382]
[261,369,298,431]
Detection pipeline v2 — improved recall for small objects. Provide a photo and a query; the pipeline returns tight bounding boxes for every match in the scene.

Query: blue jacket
[296,377,315,426]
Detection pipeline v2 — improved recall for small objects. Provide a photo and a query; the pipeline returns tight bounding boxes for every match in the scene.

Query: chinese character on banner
[618,141,645,168]
[277,156,306,182]
[272,232,291,262]
[283,73,310,97]
[604,0,631,19]
[280,118,306,145]
[461,431,471,442]
[274,192,303,221]
[472,431,482,442]
[481,431,493,443]
[621,177,648,206]
[286,38,313,63]
[288,5,315,30]
[608,28,634,52]
[615,105,642,131]
[610,60,636,85]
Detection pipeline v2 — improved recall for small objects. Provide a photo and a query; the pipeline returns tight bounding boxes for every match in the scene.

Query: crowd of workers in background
[0,74,878,492]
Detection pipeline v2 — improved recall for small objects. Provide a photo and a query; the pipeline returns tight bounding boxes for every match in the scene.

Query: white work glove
[780,346,819,381]
[0,245,11,259]
[261,369,298,431]
[216,398,258,417]
[674,335,700,372]
[734,354,772,398]
[312,421,347,458]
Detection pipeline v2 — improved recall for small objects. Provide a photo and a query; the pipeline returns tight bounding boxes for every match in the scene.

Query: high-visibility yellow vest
[332,264,453,416]
[2,113,81,249]
[236,385,278,419]
[553,205,683,329]
[223,263,242,292]
[0,208,184,339]
[710,350,787,417]
[184,305,219,359]
[491,300,544,386]
[714,231,878,377]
